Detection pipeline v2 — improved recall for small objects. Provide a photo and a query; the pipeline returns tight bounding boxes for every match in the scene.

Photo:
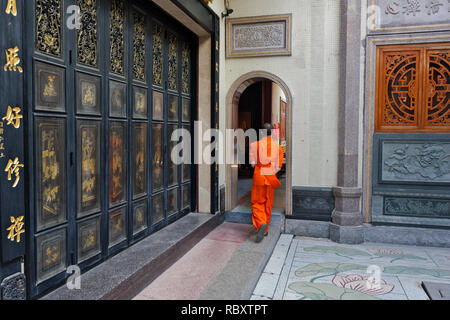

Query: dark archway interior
[234,80,287,214]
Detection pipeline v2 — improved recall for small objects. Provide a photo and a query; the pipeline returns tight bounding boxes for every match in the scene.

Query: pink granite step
[133,222,254,300]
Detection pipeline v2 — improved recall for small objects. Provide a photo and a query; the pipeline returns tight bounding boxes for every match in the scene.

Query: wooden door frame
[363,33,450,223]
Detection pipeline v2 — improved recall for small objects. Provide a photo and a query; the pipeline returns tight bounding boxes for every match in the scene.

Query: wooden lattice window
[375,43,450,133]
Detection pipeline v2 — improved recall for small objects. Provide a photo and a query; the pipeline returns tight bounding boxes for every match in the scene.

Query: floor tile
[253,272,280,298]
[273,239,298,300]
[259,236,450,301]
[425,250,450,269]
[397,277,430,300]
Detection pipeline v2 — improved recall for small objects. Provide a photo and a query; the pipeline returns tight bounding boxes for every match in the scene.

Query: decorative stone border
[291,187,334,222]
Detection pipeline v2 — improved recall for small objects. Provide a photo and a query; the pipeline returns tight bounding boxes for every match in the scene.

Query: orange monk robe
[249,136,284,233]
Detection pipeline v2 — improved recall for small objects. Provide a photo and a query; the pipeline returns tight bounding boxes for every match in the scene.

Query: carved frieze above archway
[226,14,292,58]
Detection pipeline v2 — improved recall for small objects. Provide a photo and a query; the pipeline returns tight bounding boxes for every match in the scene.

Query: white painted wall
[208,0,341,188]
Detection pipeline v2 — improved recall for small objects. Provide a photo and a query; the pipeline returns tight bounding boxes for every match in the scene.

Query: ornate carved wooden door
[27,0,196,298]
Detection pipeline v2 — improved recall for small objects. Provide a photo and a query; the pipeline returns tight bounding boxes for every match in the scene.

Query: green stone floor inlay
[252,236,450,300]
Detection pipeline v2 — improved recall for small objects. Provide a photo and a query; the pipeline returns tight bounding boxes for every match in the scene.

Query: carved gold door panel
[35,0,62,57]
[110,80,127,118]
[152,23,163,87]
[34,62,65,113]
[77,0,99,68]
[77,120,101,217]
[133,11,146,82]
[152,123,164,191]
[168,188,178,217]
[36,229,66,285]
[168,95,178,121]
[109,121,127,206]
[182,98,190,123]
[152,91,164,121]
[35,117,66,232]
[182,125,191,183]
[182,184,190,210]
[376,44,450,132]
[168,124,178,187]
[76,73,101,116]
[133,87,148,119]
[109,207,126,248]
[132,123,147,199]
[152,192,164,225]
[133,200,147,235]
[77,216,101,263]
[110,0,125,76]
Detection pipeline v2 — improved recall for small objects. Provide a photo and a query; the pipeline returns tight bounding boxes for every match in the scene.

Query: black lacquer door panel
[27,0,196,298]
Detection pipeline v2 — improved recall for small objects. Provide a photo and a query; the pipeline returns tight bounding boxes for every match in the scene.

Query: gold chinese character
[5,0,17,16]
[6,215,25,243]
[5,157,24,188]
[4,46,23,73]
[3,106,22,129]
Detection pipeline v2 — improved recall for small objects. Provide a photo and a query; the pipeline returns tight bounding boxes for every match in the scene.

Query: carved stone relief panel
[369,0,450,33]
[381,141,450,183]
[384,196,450,218]
[226,14,291,58]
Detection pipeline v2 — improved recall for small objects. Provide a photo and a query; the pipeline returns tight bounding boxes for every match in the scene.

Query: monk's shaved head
[262,123,273,137]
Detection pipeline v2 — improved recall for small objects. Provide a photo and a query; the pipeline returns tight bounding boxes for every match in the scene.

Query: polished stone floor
[252,236,450,300]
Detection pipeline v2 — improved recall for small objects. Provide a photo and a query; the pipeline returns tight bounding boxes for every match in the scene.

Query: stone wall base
[286,218,450,248]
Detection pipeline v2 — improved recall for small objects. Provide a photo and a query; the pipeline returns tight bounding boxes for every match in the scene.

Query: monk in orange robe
[249,123,284,243]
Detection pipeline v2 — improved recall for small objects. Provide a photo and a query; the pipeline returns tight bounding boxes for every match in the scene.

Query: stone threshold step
[198,220,282,300]
[42,213,224,300]
[225,210,283,225]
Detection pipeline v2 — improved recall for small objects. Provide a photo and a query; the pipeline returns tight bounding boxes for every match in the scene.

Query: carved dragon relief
[382,143,450,182]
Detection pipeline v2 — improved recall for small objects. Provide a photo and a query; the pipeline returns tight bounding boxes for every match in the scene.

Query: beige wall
[208,0,341,188]
[197,36,212,213]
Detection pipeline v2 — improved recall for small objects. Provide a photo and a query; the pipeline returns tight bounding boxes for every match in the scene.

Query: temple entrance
[226,73,291,217]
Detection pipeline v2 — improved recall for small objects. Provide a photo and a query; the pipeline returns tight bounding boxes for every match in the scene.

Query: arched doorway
[225,71,293,215]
